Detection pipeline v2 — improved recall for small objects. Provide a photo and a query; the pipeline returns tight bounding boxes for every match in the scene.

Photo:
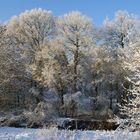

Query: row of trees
[0,9,139,122]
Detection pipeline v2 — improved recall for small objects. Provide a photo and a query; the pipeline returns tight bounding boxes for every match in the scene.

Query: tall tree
[7,9,56,100]
[101,11,140,48]
[120,43,140,130]
[0,24,30,108]
[58,11,95,92]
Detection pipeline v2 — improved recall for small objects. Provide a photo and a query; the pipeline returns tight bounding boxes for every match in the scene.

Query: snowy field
[0,127,139,140]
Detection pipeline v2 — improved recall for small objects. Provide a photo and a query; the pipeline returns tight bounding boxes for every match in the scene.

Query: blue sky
[0,0,140,26]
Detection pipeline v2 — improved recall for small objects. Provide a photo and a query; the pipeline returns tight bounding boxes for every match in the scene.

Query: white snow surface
[0,127,139,140]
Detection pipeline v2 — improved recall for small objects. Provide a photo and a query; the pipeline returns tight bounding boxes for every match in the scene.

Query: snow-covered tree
[87,46,126,109]
[7,8,56,75]
[58,11,95,92]
[7,8,56,48]
[119,43,140,130]
[0,24,32,108]
[37,40,69,105]
[101,11,140,48]
[0,24,9,86]
[7,9,56,101]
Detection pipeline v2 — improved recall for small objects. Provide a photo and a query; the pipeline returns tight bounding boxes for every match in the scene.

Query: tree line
[0,9,139,123]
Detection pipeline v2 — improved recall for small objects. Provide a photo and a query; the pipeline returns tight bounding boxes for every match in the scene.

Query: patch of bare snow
[0,127,139,140]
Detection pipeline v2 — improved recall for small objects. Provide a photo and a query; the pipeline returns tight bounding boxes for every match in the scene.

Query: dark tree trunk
[110,94,112,110]
[73,38,79,92]
[120,33,125,48]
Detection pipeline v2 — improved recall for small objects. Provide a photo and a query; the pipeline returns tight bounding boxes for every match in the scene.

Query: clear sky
[0,0,140,26]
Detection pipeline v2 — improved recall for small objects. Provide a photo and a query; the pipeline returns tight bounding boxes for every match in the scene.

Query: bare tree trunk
[120,33,125,48]
[110,94,113,110]
[73,38,79,92]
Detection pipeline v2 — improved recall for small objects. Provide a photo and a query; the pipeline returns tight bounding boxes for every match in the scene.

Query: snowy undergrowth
[0,127,139,140]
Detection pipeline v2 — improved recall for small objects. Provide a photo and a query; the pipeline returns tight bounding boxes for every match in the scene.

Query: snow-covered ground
[0,127,139,140]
